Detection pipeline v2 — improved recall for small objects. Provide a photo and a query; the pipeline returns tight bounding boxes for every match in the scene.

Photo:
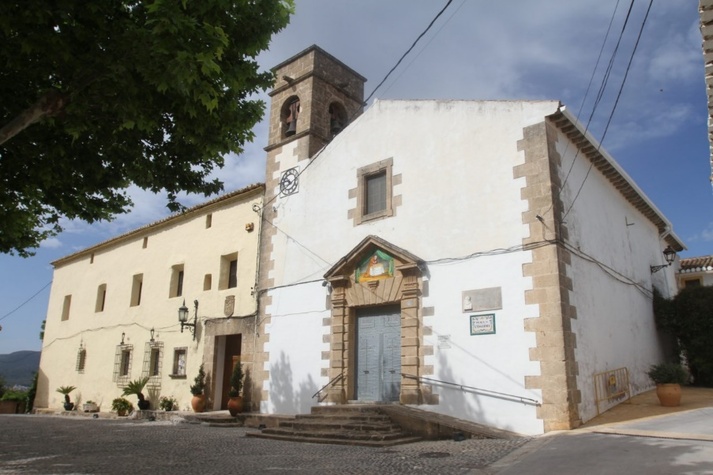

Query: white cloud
[39,237,62,249]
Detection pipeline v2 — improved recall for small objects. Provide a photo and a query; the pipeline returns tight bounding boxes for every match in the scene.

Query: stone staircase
[246,404,422,447]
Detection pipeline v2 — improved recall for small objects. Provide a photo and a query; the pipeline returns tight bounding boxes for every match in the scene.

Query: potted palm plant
[111,397,133,416]
[647,362,688,407]
[190,364,206,413]
[56,385,76,411]
[122,377,151,410]
[227,362,244,416]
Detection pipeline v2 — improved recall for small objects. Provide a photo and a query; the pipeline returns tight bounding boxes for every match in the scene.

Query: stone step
[246,430,422,447]
[280,419,400,432]
[245,404,421,447]
[294,413,392,423]
[261,426,408,441]
[310,404,384,415]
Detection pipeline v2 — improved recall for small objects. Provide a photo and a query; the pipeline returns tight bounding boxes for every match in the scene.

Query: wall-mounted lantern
[650,246,676,274]
[178,299,198,340]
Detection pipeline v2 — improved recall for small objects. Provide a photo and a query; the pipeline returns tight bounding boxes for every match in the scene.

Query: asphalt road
[0,415,528,474]
[3,414,713,474]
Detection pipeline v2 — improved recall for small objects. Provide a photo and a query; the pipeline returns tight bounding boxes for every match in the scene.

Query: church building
[37,46,683,436]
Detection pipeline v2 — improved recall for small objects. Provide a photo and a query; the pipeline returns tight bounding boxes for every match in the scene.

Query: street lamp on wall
[650,246,676,274]
[178,299,198,340]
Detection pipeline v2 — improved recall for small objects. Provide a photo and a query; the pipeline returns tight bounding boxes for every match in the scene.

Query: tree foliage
[654,286,713,387]
[0,0,293,256]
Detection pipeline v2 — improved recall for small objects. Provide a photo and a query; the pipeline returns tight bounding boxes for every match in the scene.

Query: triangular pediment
[324,235,423,283]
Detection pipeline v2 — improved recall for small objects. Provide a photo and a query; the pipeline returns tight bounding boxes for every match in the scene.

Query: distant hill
[0,351,40,387]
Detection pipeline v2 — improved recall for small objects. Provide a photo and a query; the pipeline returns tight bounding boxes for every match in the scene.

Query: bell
[285,120,296,136]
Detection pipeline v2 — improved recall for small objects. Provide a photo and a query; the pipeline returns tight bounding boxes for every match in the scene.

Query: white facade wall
[264,100,561,434]
[552,127,677,423]
[37,188,262,412]
[423,253,542,435]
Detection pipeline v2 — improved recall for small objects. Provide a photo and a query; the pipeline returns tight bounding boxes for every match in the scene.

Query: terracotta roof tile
[679,255,713,273]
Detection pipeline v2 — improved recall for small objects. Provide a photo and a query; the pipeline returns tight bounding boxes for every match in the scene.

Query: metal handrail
[312,372,344,399]
[402,373,540,406]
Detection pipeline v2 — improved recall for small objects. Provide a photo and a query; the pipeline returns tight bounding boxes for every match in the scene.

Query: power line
[258,0,456,215]
[540,0,624,220]
[0,281,52,322]
[562,0,653,221]
[365,0,455,104]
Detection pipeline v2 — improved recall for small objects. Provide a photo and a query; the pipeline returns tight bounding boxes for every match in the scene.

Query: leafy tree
[0,0,293,256]
[654,286,713,386]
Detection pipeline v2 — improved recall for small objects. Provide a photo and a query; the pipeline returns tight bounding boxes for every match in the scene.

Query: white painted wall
[261,281,329,414]
[263,100,558,434]
[423,253,543,435]
[552,127,678,423]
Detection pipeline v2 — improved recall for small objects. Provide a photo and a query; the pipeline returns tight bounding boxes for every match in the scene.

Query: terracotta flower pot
[191,394,206,413]
[227,396,243,416]
[656,383,682,407]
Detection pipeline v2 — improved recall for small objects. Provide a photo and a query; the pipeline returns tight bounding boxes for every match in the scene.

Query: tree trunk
[0,90,69,145]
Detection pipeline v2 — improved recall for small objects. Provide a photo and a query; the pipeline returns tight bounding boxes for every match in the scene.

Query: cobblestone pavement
[0,415,530,474]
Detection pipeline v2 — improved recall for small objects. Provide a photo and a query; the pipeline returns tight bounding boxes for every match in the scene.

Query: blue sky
[0,0,708,354]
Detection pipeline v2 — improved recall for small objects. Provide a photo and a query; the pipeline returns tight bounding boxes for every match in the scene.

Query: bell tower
[264,45,367,160]
[254,47,366,411]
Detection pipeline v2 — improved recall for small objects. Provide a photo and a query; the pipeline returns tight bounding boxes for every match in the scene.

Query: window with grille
[113,344,133,386]
[76,348,86,373]
[142,341,163,388]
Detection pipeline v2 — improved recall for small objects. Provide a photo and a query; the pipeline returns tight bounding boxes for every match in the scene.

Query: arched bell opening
[328,102,347,138]
[281,96,300,138]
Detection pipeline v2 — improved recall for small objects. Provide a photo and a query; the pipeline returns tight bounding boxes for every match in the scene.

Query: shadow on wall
[434,350,487,428]
[270,351,318,414]
[35,368,50,409]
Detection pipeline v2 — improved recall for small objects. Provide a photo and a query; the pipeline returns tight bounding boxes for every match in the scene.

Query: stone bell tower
[252,46,366,408]
[264,45,367,162]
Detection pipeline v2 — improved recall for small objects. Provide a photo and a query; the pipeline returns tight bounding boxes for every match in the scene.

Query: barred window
[142,341,163,389]
[113,344,133,387]
[76,348,86,373]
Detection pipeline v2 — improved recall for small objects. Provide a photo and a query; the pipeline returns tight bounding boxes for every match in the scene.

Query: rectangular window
[169,265,185,298]
[76,349,86,373]
[365,171,387,215]
[684,279,701,288]
[206,214,212,228]
[120,349,131,376]
[150,348,161,377]
[228,259,238,289]
[172,348,187,377]
[95,284,107,312]
[142,341,164,383]
[203,274,212,291]
[355,158,395,225]
[61,295,72,321]
[113,344,133,386]
[219,253,238,290]
[130,274,143,307]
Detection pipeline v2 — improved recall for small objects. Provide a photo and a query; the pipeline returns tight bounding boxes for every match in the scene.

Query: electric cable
[0,281,52,322]
[256,0,456,214]
[562,0,653,221]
